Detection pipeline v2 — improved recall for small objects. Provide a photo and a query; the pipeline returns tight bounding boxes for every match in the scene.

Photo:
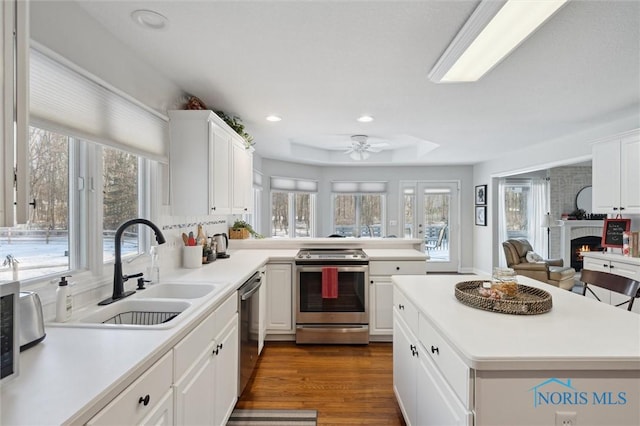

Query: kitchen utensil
[182,233,189,246]
[19,291,46,351]
[196,225,206,245]
[213,233,229,257]
[187,231,196,246]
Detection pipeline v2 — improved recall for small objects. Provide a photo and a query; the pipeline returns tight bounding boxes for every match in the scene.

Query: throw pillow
[526,251,543,263]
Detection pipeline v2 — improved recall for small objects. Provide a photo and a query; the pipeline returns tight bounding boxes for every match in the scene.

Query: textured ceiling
[74,0,640,165]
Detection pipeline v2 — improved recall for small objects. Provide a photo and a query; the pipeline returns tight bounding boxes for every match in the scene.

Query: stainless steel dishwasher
[238,271,262,396]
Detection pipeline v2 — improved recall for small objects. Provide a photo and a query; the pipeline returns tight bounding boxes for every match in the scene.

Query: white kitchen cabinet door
[231,139,253,214]
[140,389,174,426]
[213,314,239,426]
[393,314,417,425]
[210,123,232,214]
[620,133,640,214]
[174,342,216,426]
[416,347,469,426]
[370,277,393,335]
[592,138,621,214]
[266,263,293,333]
[592,130,640,215]
[87,352,173,426]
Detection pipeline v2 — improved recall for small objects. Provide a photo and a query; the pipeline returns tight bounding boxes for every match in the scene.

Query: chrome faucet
[98,218,166,305]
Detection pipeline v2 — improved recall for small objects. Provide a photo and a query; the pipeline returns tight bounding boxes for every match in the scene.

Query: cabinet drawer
[174,311,215,380]
[214,291,238,337]
[371,260,426,276]
[419,315,470,409]
[393,287,418,332]
[87,351,173,425]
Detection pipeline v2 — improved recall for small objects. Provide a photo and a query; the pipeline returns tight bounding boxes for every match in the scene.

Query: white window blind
[331,181,388,193]
[29,47,168,162]
[270,176,317,193]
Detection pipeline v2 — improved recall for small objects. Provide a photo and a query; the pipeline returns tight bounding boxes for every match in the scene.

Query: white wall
[473,115,640,275]
[260,158,474,270]
[30,1,183,113]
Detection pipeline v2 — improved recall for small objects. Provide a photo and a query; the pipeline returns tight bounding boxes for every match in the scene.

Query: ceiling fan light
[357,115,374,123]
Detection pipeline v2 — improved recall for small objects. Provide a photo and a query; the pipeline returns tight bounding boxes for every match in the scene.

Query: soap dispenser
[55,275,73,322]
[147,245,160,284]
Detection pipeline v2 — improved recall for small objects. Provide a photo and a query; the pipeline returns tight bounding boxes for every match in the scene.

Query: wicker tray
[455,280,552,315]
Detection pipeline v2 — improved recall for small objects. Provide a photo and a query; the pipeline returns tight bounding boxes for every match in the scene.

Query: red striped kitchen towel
[322,267,338,299]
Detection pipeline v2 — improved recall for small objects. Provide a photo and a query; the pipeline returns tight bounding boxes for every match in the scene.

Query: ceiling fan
[344,135,389,161]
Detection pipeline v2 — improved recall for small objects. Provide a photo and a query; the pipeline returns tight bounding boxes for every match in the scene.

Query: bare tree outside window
[0,127,70,281]
[271,191,314,238]
[271,192,289,237]
[102,147,139,262]
[295,193,311,237]
[333,194,384,237]
[505,185,530,238]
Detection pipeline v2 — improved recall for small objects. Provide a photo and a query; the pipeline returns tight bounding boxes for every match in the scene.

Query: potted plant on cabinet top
[229,219,263,239]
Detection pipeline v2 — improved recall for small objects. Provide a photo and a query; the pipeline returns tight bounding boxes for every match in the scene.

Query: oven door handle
[240,278,262,301]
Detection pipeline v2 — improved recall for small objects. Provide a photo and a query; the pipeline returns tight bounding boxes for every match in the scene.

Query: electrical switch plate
[555,411,577,426]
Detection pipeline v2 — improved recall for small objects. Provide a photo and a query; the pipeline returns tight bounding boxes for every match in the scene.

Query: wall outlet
[555,411,577,426]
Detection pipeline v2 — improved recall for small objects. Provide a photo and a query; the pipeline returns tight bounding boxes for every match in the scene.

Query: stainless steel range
[295,248,369,344]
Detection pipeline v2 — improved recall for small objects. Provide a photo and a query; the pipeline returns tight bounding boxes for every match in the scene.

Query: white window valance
[29,46,168,162]
[331,181,388,193]
[270,176,318,193]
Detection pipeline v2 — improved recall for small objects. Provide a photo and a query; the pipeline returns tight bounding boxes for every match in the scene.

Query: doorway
[403,181,459,272]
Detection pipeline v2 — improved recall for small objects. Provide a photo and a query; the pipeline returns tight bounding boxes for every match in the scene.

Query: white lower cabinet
[265,262,294,334]
[213,314,239,426]
[371,277,394,335]
[370,260,426,338]
[174,340,216,425]
[140,389,174,426]
[416,347,468,426]
[87,351,173,426]
[581,253,640,314]
[393,288,472,426]
[88,292,240,426]
[393,313,418,425]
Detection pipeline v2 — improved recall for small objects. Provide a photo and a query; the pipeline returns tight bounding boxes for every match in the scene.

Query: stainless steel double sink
[55,282,225,330]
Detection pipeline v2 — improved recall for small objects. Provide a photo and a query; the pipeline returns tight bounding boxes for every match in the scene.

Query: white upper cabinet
[169,110,253,216]
[592,130,640,215]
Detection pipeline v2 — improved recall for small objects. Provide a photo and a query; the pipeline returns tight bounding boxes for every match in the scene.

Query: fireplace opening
[571,236,604,271]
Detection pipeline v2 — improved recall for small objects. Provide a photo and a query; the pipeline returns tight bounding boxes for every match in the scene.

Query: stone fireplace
[559,220,605,271]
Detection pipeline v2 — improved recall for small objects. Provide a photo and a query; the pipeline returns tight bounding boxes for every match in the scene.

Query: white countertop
[393,274,640,371]
[581,251,640,266]
[1,247,423,425]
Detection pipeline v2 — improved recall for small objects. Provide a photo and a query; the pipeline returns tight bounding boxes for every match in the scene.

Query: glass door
[410,182,459,272]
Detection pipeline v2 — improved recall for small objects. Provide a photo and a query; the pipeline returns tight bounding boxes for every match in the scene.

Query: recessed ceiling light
[131,9,169,31]
[357,115,374,123]
[266,115,282,122]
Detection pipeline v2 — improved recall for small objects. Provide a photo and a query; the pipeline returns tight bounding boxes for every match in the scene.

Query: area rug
[227,409,318,425]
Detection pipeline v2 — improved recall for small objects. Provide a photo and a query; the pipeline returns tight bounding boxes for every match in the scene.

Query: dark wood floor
[236,342,406,425]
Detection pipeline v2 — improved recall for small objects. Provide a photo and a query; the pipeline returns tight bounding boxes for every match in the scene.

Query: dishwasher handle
[239,275,262,301]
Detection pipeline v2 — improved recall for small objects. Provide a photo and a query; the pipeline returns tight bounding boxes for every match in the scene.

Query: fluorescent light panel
[429,0,568,83]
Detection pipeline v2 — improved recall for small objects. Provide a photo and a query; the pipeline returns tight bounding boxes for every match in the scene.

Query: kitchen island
[392,274,640,426]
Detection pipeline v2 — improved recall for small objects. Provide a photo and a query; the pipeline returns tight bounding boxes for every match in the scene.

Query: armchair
[502,238,575,290]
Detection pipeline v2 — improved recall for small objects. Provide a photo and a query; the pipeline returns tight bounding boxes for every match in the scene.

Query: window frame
[331,193,386,238]
[1,124,152,286]
[269,190,316,238]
